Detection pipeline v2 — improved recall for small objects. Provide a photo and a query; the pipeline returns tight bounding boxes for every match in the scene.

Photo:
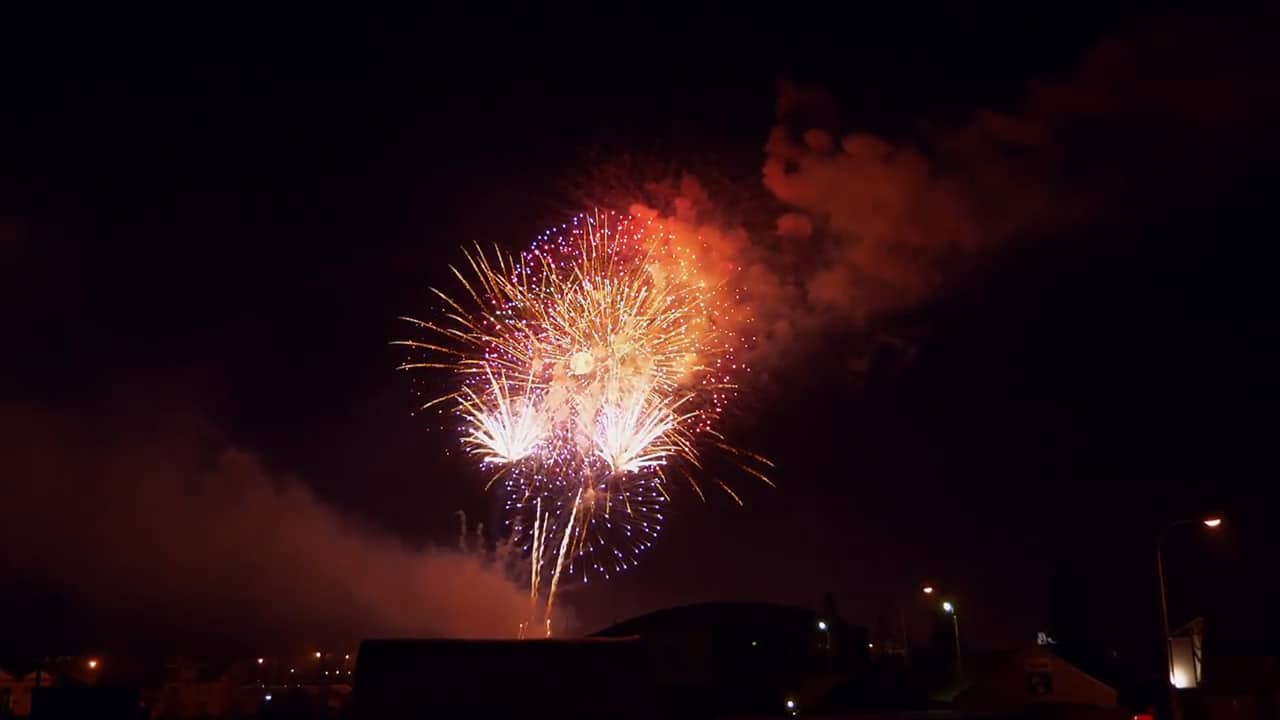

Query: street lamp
[816,618,832,667]
[894,584,942,664]
[942,602,962,680]
[1157,516,1222,720]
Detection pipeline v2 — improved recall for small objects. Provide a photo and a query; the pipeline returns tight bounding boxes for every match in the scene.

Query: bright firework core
[398,210,767,631]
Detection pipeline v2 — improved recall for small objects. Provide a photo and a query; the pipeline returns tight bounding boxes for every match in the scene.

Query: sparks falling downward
[398,210,771,633]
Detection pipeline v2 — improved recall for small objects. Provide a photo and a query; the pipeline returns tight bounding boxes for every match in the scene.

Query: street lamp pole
[951,613,963,679]
[1157,517,1222,720]
[900,607,911,666]
[1156,525,1178,720]
[943,601,963,682]
[894,585,934,663]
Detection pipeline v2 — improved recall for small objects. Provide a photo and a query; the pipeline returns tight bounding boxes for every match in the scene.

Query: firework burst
[397,210,769,632]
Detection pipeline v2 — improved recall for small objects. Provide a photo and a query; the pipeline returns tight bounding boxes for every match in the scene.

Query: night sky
[3,8,1277,665]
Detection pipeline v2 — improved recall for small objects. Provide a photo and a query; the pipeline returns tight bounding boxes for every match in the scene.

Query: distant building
[353,637,656,719]
[955,645,1124,719]
[595,601,871,716]
[146,657,350,719]
[1185,655,1280,720]
[150,662,240,719]
[0,668,53,717]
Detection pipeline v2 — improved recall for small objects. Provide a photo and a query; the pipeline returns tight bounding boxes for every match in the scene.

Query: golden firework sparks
[397,210,768,632]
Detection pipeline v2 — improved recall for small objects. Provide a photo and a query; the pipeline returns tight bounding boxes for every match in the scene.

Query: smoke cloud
[629,12,1277,369]
[0,405,531,645]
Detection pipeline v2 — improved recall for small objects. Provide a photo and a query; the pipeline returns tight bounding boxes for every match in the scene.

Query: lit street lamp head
[817,620,828,631]
[1202,517,1222,528]
[942,601,955,614]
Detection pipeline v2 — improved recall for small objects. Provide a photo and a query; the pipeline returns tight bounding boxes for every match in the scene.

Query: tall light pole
[1157,516,1222,720]
[895,585,936,663]
[817,618,833,670]
[942,601,962,681]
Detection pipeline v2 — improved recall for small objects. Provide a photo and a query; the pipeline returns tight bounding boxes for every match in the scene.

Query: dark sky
[3,8,1278,666]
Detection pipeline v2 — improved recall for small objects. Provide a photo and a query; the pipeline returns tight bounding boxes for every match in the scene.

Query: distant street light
[816,618,832,666]
[895,584,941,664]
[1157,516,1223,720]
[257,658,264,665]
[942,602,962,680]
[87,659,98,670]
[315,651,322,658]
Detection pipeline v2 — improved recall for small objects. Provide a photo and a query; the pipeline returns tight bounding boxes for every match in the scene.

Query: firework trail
[398,210,770,633]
